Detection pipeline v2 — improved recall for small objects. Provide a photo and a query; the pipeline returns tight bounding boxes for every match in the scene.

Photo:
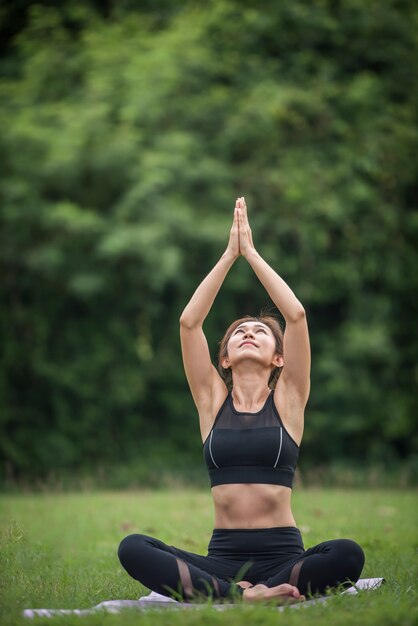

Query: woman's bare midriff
[212,483,296,529]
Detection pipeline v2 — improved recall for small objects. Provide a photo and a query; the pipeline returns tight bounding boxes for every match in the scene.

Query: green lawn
[1,489,416,625]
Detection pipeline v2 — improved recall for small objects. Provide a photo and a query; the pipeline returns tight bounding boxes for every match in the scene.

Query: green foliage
[0,0,417,483]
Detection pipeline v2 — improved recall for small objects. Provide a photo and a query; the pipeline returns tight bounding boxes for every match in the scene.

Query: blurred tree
[0,0,417,483]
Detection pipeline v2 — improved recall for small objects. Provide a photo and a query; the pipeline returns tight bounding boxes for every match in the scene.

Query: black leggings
[118,526,365,602]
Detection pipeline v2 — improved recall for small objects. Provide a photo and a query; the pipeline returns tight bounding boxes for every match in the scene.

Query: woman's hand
[225,202,241,259]
[236,196,256,258]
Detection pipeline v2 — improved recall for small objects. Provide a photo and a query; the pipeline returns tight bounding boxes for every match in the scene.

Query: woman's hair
[217,315,284,391]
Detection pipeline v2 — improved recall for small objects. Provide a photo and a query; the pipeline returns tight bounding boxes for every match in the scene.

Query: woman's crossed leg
[247,538,365,599]
[118,533,247,602]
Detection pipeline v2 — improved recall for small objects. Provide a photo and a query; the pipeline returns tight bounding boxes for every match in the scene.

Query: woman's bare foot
[242,583,305,604]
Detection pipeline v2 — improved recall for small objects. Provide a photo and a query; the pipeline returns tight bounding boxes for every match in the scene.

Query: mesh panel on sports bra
[212,390,280,429]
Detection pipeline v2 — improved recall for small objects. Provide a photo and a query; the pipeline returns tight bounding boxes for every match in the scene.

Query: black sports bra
[203,390,299,488]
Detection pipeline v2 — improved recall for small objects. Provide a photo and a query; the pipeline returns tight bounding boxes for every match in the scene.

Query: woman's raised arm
[179,204,240,415]
[237,199,311,408]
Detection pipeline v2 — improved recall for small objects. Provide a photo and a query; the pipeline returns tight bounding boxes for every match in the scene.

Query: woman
[118,198,365,604]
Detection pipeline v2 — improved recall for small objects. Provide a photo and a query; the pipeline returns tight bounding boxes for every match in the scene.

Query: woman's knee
[118,533,149,569]
[335,539,365,579]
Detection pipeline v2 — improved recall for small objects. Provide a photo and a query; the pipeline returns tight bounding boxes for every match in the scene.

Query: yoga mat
[23,578,385,618]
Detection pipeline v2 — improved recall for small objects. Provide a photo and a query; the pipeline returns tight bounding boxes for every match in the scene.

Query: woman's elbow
[287,307,306,324]
[179,315,200,329]
[179,314,190,327]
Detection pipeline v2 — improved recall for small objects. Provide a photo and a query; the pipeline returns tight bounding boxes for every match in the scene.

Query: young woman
[118,198,365,604]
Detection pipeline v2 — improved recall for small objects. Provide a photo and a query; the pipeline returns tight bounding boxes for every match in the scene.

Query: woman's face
[224,321,282,370]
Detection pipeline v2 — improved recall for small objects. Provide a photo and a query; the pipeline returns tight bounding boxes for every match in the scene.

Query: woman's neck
[231,378,271,412]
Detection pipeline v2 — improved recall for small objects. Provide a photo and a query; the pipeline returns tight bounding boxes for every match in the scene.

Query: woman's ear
[221,356,230,370]
[273,354,284,368]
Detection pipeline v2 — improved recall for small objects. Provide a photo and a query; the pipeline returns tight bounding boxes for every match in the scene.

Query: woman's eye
[257,329,267,333]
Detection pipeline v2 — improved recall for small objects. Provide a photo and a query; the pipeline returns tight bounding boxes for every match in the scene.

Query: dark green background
[1,0,417,487]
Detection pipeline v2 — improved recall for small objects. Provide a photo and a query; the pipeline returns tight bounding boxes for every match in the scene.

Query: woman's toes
[236,581,253,590]
[242,584,269,602]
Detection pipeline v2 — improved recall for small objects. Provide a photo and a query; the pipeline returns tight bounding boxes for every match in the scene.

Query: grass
[0,488,417,625]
